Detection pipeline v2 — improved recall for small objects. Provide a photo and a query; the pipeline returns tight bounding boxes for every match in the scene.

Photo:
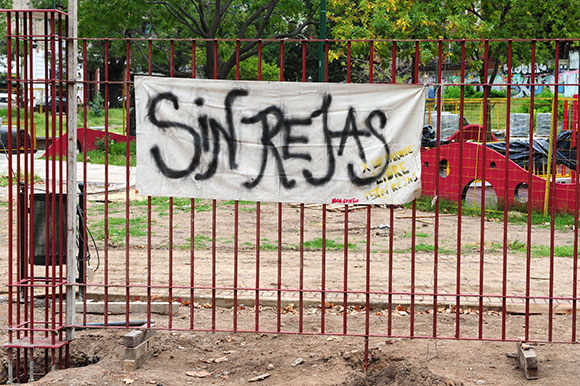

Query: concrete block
[125,336,155,360]
[123,329,156,348]
[517,342,538,380]
[123,351,152,371]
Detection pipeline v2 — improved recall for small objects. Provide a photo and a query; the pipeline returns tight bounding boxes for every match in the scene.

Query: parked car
[34,97,67,113]
[0,126,32,152]
[0,93,17,110]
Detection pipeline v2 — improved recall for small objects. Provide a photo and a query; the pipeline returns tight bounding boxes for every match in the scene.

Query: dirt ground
[1,183,580,385]
[1,305,580,385]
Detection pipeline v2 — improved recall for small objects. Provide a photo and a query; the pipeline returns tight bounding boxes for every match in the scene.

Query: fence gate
[2,9,580,383]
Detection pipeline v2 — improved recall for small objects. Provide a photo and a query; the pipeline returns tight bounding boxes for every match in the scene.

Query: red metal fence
[2,9,580,382]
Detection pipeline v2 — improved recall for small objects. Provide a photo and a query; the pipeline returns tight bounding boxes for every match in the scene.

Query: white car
[0,93,17,110]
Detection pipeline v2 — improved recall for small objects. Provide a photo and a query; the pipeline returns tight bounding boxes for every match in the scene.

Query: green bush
[514,88,564,120]
[93,136,135,156]
[93,136,111,152]
[88,93,105,117]
[444,85,507,99]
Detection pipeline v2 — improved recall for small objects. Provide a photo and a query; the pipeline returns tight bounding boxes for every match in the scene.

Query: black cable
[76,205,100,272]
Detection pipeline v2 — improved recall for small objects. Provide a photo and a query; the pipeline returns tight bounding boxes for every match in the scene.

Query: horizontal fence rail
[1,9,580,381]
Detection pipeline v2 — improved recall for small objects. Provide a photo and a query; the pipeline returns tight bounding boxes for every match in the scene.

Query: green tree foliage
[329,0,580,84]
[34,0,319,81]
[0,0,14,53]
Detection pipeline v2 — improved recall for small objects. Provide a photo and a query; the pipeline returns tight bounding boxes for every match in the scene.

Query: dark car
[34,97,67,113]
[0,127,32,152]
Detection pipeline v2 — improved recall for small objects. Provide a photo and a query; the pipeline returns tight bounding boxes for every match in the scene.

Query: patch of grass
[415,243,435,252]
[413,243,455,255]
[260,243,278,251]
[509,239,577,258]
[87,202,125,215]
[90,216,148,244]
[131,197,211,213]
[182,235,213,250]
[412,196,575,231]
[508,239,527,252]
[302,237,357,251]
[221,200,257,212]
[0,108,127,138]
[402,231,429,238]
[81,108,126,132]
[79,139,136,167]
[0,173,42,187]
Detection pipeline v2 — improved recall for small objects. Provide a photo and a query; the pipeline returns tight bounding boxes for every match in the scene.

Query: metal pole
[66,0,79,341]
[318,0,326,82]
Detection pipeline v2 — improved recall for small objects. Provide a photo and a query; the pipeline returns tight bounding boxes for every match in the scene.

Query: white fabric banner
[135,76,425,204]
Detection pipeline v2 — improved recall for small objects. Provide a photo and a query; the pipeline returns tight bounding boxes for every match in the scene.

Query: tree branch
[188,0,209,32]
[254,1,279,38]
[237,2,277,39]
[466,3,485,22]
[147,1,207,37]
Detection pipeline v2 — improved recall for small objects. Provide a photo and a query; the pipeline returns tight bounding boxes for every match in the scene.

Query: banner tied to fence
[135,76,426,205]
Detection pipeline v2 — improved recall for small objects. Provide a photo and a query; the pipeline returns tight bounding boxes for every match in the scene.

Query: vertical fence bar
[257,40,262,81]
[369,41,374,84]
[343,41,351,335]
[169,40,175,330]
[388,40,397,336]
[364,205,371,371]
[410,41,420,337]
[346,41,351,84]
[23,11,33,347]
[277,202,282,333]
[256,39,262,332]
[233,39,239,332]
[321,204,326,334]
[255,201,261,331]
[190,196,195,329]
[456,40,466,338]
[364,41,374,370]
[27,13,36,347]
[6,11,13,347]
[478,40,490,339]
[525,41,536,341]
[324,41,329,82]
[124,39,132,328]
[211,199,216,330]
[49,12,57,349]
[81,39,88,326]
[190,40,197,330]
[147,39,153,328]
[42,13,49,340]
[103,38,110,325]
[16,11,22,352]
[548,42,560,342]
[343,204,348,334]
[277,40,284,333]
[502,41,513,340]
[58,14,65,348]
[302,41,306,83]
[42,11,49,345]
[321,40,329,335]
[299,203,304,333]
[433,40,443,337]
